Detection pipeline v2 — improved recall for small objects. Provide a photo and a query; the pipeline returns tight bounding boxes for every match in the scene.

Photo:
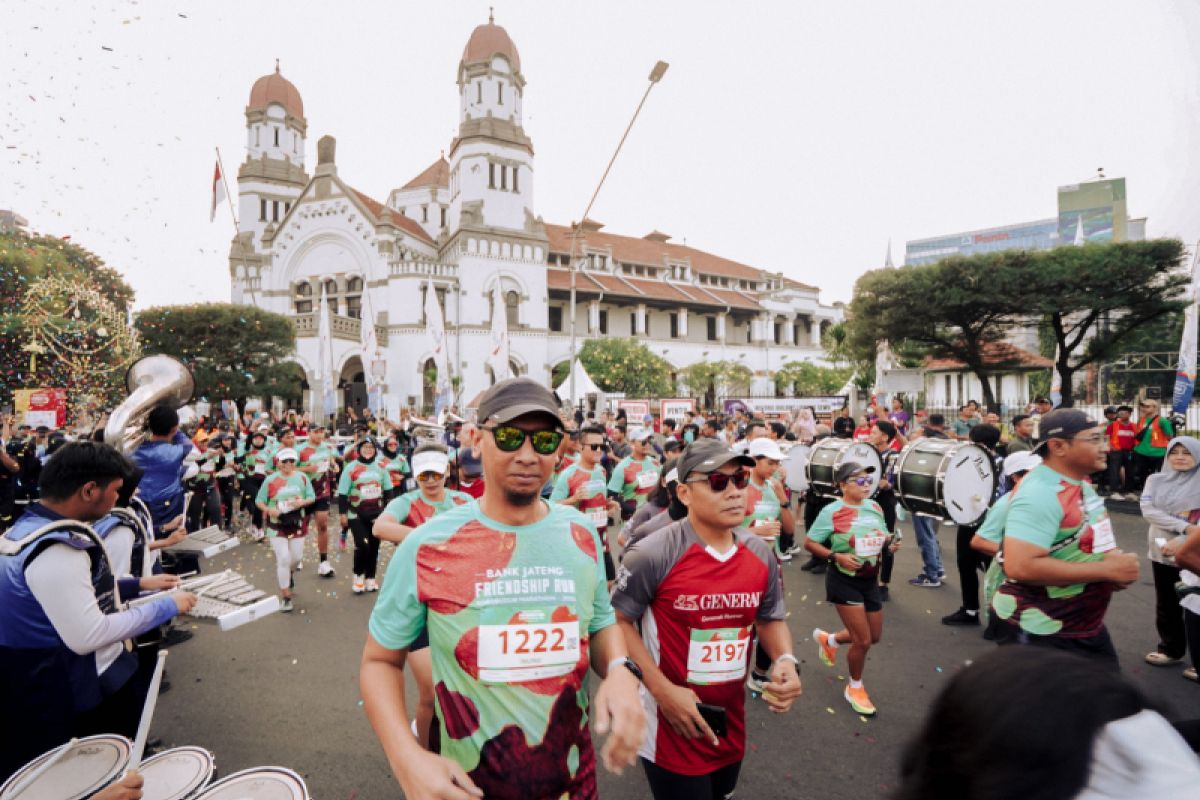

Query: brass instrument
[104,354,197,454]
[409,418,446,446]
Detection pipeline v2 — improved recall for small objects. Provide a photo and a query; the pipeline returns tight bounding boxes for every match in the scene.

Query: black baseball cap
[1103,406,1118,415]
[676,439,754,481]
[478,377,562,428]
[1035,408,1098,453]
[835,461,876,483]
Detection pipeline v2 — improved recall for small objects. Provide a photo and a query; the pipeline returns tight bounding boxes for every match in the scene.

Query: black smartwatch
[609,656,643,683]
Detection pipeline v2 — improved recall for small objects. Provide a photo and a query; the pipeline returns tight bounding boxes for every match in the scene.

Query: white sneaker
[280,597,293,612]
[295,560,303,571]
[251,528,265,541]
[365,578,379,593]
[318,560,335,578]
[352,575,366,594]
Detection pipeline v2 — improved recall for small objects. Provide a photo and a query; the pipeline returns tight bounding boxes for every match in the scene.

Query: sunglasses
[584,443,605,451]
[280,459,296,464]
[847,476,872,487]
[484,425,564,455]
[688,471,750,492]
[417,471,444,482]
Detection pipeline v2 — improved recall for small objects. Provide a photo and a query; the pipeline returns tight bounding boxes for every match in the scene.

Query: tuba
[105,354,196,454]
[408,418,446,446]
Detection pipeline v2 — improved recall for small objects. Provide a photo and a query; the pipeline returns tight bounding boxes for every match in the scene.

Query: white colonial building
[229,17,843,414]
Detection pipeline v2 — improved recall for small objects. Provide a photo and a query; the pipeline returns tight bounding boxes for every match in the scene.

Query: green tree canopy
[135,303,299,410]
[679,360,753,409]
[774,361,853,397]
[577,338,673,398]
[0,230,136,409]
[845,240,1188,408]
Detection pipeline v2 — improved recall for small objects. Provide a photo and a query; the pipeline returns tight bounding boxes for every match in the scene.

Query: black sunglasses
[483,425,564,455]
[688,471,749,492]
[584,443,605,451]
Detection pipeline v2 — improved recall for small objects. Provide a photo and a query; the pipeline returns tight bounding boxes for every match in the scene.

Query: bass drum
[782,442,810,493]
[804,438,883,498]
[894,439,997,525]
[0,735,131,800]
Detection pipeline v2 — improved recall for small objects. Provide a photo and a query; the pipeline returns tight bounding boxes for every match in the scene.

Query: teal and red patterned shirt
[369,502,612,799]
[807,499,890,578]
[336,460,394,519]
[607,456,660,507]
[551,463,611,531]
[383,489,473,529]
[992,464,1116,638]
[255,471,314,538]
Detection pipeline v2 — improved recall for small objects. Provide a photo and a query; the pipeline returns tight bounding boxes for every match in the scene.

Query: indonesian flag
[210,161,226,222]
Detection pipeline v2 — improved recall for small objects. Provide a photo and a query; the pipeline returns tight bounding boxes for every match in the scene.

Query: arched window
[294,282,313,314]
[323,279,339,315]
[345,277,363,320]
[505,290,520,327]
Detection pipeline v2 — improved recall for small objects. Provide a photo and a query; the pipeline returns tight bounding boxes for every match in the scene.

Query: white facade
[229,19,842,414]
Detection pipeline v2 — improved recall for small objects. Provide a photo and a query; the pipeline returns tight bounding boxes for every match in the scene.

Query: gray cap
[477,377,562,427]
[676,439,754,482]
[1035,408,1097,453]
[834,461,875,483]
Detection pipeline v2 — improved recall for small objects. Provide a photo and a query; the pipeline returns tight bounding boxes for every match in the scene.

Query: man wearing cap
[612,439,800,799]
[991,409,1140,665]
[363,377,645,799]
[454,447,486,500]
[553,424,623,586]
[255,446,315,612]
[373,442,473,748]
[608,428,661,526]
[806,460,895,716]
[297,425,339,578]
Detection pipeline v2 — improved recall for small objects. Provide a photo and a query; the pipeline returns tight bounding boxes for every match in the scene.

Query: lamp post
[568,60,669,407]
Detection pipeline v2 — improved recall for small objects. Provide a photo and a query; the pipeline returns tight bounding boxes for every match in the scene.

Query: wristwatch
[608,656,643,683]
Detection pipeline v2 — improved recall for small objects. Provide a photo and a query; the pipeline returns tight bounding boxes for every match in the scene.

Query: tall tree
[577,338,673,398]
[0,230,135,409]
[679,360,753,409]
[1024,240,1188,406]
[773,361,853,397]
[135,303,299,411]
[846,252,1031,409]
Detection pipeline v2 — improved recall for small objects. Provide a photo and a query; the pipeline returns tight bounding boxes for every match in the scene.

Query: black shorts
[826,568,883,613]
[313,497,330,513]
[411,627,430,652]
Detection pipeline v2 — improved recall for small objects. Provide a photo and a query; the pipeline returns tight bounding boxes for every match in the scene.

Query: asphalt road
[151,504,1196,799]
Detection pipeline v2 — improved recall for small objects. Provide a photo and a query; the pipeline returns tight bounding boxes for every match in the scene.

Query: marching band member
[255,447,315,612]
[337,439,395,594]
[0,442,196,782]
[132,406,200,546]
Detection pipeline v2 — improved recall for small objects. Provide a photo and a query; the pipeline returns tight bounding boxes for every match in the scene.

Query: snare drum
[894,439,997,525]
[139,746,215,800]
[192,766,308,799]
[804,438,883,497]
[0,735,130,800]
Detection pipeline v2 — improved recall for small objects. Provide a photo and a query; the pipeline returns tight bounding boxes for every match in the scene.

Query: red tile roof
[923,341,1053,371]
[401,157,449,190]
[544,222,762,281]
[350,188,434,244]
[462,20,521,71]
[546,268,765,311]
[249,65,303,118]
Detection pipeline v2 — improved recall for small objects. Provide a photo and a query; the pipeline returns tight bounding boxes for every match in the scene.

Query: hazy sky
[4,1,1199,310]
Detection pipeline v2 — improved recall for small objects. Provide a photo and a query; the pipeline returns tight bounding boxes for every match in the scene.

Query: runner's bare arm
[372,514,414,544]
[969,534,1000,558]
[756,619,802,712]
[588,624,645,774]
[1003,537,1137,586]
[360,633,482,799]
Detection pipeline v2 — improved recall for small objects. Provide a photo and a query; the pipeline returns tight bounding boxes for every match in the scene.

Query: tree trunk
[969,367,999,412]
[1058,361,1077,407]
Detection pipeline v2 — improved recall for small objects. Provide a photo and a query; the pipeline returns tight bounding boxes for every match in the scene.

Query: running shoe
[295,560,303,572]
[318,560,335,578]
[280,597,294,613]
[785,544,804,556]
[745,671,768,694]
[776,551,793,563]
[844,684,876,716]
[353,575,366,594]
[251,528,265,542]
[942,607,980,626]
[813,628,838,667]
[339,534,349,552]
[908,574,942,588]
[365,578,379,593]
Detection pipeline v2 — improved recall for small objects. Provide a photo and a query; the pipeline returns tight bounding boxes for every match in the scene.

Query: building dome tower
[448,12,535,233]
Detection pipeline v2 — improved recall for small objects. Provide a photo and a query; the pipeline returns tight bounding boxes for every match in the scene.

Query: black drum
[804,438,883,497]
[894,439,997,525]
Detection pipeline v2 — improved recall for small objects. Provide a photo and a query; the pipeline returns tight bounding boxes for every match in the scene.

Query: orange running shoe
[845,684,876,716]
[813,628,838,667]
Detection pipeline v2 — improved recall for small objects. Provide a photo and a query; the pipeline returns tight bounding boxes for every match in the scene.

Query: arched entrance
[340,356,366,416]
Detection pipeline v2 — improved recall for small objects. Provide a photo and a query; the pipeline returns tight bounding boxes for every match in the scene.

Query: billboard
[659,398,697,424]
[14,388,68,428]
[1057,178,1127,244]
[723,396,846,418]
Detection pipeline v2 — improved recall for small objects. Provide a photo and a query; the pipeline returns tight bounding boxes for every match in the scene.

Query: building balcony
[388,260,459,279]
[293,313,389,346]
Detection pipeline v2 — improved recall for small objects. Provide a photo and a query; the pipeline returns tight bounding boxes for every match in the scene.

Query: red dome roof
[249,64,304,118]
[462,18,521,72]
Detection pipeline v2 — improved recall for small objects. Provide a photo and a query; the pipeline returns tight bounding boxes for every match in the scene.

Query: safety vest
[1138,416,1170,451]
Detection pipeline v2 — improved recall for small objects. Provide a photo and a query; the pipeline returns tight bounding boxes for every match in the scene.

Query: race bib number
[636,471,660,490]
[1090,517,1117,553]
[254,462,267,475]
[359,482,382,501]
[687,627,751,685]
[588,507,608,528]
[753,501,779,521]
[276,499,293,514]
[854,534,886,558]
[478,610,581,684]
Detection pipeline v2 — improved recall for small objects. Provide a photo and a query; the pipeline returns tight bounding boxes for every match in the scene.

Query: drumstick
[129,650,168,770]
[6,738,76,798]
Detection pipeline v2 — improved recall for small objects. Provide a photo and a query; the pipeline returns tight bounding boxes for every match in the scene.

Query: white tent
[564,360,601,398]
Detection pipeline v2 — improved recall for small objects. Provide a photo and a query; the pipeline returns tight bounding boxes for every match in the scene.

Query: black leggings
[242,476,264,528]
[956,524,991,611]
[217,477,236,529]
[642,758,741,800]
[350,515,382,578]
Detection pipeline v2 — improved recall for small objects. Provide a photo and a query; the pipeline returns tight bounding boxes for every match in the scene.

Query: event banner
[617,399,651,422]
[14,388,68,428]
[723,396,846,418]
[659,398,697,423]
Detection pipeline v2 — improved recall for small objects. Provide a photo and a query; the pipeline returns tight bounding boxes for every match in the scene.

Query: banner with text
[723,396,846,419]
[659,398,697,424]
[14,388,68,428]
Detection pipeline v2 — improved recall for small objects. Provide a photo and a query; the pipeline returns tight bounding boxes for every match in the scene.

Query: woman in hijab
[793,407,818,444]
[1140,436,1200,677]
